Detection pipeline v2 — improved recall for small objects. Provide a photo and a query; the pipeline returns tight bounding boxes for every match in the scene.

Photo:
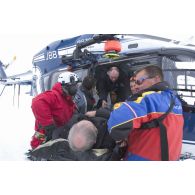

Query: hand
[85,111,96,117]
[44,124,56,141]
[116,139,128,148]
[102,100,108,108]
[111,139,128,160]
[115,139,128,160]
[45,128,53,141]
[31,131,46,149]
[34,131,46,142]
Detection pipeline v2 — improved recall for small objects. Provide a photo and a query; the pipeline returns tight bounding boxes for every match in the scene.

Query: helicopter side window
[175,62,195,106]
[162,57,195,105]
[42,75,50,91]
[48,68,89,90]
[164,60,195,142]
[49,71,63,90]
[73,69,88,81]
[162,57,178,89]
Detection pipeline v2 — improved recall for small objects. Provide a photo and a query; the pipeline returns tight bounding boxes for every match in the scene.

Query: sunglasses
[134,76,153,85]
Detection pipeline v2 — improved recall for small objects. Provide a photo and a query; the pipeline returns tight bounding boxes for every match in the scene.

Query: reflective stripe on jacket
[108,89,183,161]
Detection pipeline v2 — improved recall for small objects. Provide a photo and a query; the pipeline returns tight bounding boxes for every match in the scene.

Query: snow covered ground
[0,85,34,160]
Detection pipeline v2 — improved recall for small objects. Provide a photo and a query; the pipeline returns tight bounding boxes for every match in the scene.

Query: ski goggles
[134,76,154,85]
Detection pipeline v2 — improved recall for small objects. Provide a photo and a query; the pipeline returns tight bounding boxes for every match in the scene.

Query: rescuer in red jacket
[30,71,79,149]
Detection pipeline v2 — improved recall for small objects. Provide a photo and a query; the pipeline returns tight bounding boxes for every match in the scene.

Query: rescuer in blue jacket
[108,65,183,161]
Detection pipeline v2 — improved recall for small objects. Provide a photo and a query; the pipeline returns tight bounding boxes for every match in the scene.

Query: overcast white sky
[0,0,195,76]
[1,0,195,194]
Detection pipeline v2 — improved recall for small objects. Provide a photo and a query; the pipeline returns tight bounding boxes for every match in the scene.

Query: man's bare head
[68,120,98,152]
[107,66,120,82]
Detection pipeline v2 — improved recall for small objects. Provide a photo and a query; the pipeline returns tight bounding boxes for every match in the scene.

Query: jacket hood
[52,82,74,101]
[52,82,63,95]
[128,81,170,101]
[146,81,170,92]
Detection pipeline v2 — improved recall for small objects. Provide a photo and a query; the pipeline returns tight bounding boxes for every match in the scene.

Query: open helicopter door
[156,48,195,160]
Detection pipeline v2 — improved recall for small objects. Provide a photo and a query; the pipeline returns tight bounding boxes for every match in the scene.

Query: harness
[140,95,175,161]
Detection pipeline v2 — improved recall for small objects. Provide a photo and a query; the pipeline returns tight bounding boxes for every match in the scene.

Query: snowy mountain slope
[0,85,34,160]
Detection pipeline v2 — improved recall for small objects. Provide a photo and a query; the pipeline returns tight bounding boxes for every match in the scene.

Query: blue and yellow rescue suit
[108,82,184,161]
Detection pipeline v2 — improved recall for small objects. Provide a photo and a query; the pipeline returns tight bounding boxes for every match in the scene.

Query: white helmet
[58,72,79,84]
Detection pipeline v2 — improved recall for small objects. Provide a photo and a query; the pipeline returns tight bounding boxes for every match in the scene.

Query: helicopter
[31,34,195,160]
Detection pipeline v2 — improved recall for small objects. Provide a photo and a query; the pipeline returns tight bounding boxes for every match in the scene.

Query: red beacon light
[104,39,121,58]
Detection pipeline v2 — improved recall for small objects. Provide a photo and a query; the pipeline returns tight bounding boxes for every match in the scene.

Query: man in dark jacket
[67,108,116,151]
[74,75,96,114]
[96,65,130,108]
[30,72,79,149]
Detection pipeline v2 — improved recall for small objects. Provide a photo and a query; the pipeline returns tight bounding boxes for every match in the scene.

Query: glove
[44,124,56,142]
[31,131,46,149]
[110,140,128,160]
